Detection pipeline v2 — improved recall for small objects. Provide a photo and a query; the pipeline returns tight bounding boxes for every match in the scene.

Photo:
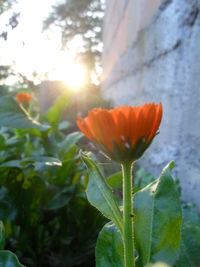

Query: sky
[0,0,87,87]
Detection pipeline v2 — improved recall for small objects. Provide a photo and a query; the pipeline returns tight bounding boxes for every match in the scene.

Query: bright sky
[0,0,87,88]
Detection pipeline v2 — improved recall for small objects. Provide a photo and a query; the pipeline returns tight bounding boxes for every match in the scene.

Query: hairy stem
[122,162,135,267]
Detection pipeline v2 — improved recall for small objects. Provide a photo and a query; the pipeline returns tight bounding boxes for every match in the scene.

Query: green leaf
[44,185,75,210]
[0,250,25,267]
[58,131,83,157]
[0,187,17,221]
[96,222,124,267]
[24,156,62,168]
[106,172,122,189]
[45,91,72,127]
[0,96,49,131]
[82,155,123,236]
[0,221,5,250]
[0,156,62,170]
[134,161,182,266]
[58,121,70,131]
[0,160,22,168]
[174,204,200,267]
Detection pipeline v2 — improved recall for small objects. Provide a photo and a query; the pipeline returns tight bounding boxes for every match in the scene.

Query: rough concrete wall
[102,0,200,209]
[102,0,161,82]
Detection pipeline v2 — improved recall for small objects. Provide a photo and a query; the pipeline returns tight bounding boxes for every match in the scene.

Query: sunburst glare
[48,61,87,91]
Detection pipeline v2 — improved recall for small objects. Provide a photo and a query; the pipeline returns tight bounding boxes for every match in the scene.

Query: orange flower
[16,92,32,104]
[77,103,163,163]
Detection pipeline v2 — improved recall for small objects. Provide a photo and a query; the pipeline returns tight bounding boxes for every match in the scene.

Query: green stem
[122,162,135,267]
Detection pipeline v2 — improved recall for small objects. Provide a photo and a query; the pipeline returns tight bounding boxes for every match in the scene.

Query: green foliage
[106,167,155,192]
[174,204,200,266]
[133,167,200,267]
[133,168,156,194]
[0,96,49,131]
[82,154,123,236]
[0,221,5,249]
[0,89,199,267]
[0,94,105,267]
[45,91,72,129]
[44,185,75,210]
[58,131,83,157]
[96,222,124,267]
[84,156,198,267]
[134,162,182,266]
[0,251,25,267]
[0,222,25,267]
[106,172,122,189]
[145,263,171,267]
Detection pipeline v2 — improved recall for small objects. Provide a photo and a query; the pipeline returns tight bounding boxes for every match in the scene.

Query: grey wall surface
[39,81,66,113]
[102,0,200,210]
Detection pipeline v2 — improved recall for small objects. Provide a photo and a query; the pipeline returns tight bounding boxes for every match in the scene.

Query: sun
[59,63,87,90]
[46,50,87,91]
[48,62,87,91]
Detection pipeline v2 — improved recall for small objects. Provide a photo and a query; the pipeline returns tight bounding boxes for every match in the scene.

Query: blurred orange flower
[77,103,162,163]
[16,92,32,104]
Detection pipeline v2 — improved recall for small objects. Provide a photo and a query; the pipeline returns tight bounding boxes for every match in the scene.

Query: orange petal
[88,109,105,144]
[98,110,118,151]
[143,104,156,138]
[77,116,93,141]
[128,108,137,146]
[148,103,163,141]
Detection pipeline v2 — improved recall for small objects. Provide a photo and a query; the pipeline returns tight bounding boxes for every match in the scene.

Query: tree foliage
[44,0,105,78]
[0,0,15,14]
[0,0,19,40]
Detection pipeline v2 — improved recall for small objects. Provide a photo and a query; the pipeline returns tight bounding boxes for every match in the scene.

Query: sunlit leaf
[0,96,49,131]
[45,91,72,127]
[0,250,25,267]
[134,162,182,266]
[58,121,70,131]
[106,172,122,189]
[145,263,171,267]
[174,204,200,267]
[58,131,83,157]
[96,222,124,267]
[0,156,62,170]
[82,154,123,236]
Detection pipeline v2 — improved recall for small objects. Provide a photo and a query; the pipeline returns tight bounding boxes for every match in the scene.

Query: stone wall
[102,0,200,210]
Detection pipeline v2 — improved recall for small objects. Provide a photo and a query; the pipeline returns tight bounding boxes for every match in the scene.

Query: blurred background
[0,0,108,113]
[1,0,199,211]
[0,0,200,266]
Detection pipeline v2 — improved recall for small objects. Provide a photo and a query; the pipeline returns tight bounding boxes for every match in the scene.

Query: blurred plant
[0,221,25,266]
[0,91,106,267]
[16,92,32,105]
